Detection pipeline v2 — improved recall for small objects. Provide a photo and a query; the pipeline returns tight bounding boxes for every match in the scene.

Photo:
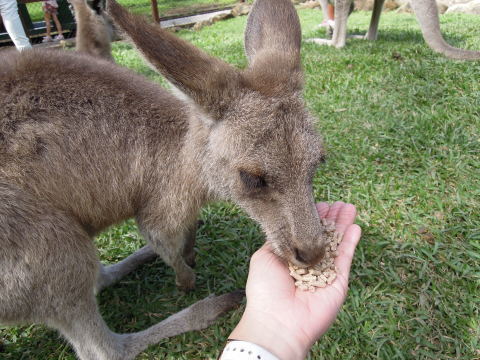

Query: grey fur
[309,0,480,60]
[0,0,325,358]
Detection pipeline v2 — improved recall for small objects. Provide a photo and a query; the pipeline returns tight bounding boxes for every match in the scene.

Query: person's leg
[0,0,31,50]
[52,13,63,39]
[43,11,52,41]
[318,0,329,26]
[326,3,335,30]
[328,3,335,20]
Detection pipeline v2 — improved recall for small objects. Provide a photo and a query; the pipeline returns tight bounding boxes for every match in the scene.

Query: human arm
[224,202,362,360]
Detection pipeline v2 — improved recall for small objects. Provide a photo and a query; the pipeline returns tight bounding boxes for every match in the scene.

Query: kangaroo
[0,0,326,358]
[69,0,114,61]
[309,0,480,60]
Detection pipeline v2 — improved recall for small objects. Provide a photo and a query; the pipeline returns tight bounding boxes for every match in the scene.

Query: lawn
[1,8,480,360]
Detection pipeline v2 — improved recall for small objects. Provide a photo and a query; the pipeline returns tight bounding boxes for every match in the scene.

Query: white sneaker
[42,36,53,43]
[317,19,329,28]
[54,34,64,41]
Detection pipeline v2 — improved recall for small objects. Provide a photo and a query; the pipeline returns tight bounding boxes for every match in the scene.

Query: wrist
[228,308,307,360]
[219,340,281,360]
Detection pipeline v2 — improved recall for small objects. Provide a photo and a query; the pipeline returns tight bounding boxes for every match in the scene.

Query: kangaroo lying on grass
[309,0,480,60]
[0,0,326,358]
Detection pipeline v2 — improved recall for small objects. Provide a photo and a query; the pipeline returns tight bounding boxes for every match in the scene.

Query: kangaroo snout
[293,244,326,266]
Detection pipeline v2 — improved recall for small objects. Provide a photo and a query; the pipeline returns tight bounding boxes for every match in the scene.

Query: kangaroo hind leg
[96,245,158,293]
[0,184,125,359]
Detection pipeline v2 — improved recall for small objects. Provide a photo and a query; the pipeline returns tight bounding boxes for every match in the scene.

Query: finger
[325,201,346,222]
[335,224,362,280]
[255,241,274,256]
[333,203,357,235]
[250,241,288,274]
[252,241,284,267]
[316,202,330,218]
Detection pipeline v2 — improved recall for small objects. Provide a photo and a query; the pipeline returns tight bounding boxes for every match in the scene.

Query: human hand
[228,202,361,360]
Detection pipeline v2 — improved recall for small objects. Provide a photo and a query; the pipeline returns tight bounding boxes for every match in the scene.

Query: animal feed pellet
[289,219,343,292]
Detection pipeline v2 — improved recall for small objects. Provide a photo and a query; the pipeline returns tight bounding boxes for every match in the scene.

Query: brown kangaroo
[0,0,326,358]
[309,0,480,60]
[69,0,114,61]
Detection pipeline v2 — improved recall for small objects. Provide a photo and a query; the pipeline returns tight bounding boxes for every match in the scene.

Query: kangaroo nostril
[294,246,326,266]
[294,247,307,264]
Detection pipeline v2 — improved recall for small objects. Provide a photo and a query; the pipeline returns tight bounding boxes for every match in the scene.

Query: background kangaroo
[69,0,114,61]
[309,0,480,60]
[0,0,327,358]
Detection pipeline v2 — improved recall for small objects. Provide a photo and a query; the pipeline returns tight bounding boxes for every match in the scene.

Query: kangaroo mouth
[266,229,326,267]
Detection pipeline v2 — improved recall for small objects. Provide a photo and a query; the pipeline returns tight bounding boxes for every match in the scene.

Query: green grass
[1,9,480,360]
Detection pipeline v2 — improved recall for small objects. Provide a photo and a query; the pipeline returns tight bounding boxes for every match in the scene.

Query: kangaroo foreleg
[137,223,197,292]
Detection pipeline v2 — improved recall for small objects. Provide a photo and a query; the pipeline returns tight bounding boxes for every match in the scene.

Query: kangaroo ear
[243,0,303,95]
[106,0,241,119]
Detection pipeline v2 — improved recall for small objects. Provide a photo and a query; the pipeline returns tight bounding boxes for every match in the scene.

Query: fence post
[17,2,33,36]
[151,0,159,23]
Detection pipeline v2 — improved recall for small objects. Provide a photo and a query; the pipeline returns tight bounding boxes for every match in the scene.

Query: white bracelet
[219,340,280,360]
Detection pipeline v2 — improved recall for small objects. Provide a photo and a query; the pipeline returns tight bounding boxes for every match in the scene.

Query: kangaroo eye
[239,170,267,190]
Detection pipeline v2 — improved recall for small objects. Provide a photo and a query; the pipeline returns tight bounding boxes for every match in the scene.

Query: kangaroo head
[107,0,326,266]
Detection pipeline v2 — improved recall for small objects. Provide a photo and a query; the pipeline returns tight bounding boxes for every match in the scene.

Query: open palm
[230,202,361,359]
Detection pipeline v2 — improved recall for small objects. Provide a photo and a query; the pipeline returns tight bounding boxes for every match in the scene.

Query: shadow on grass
[308,27,477,50]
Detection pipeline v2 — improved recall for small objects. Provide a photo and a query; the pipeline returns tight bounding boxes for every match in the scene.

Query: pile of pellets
[289,219,343,292]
